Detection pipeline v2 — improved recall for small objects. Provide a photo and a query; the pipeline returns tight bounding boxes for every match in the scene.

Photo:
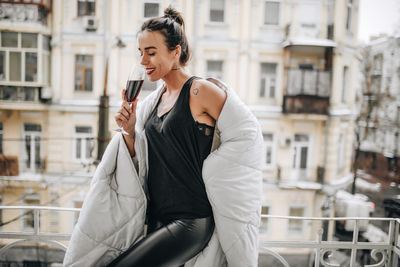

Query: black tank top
[144,76,214,223]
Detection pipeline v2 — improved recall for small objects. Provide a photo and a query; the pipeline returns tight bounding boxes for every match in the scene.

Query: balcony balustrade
[283,69,331,115]
[0,206,399,266]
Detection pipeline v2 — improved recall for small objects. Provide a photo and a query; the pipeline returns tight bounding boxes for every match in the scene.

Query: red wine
[125,80,144,102]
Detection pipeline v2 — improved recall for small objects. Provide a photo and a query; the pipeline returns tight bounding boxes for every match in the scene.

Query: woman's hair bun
[164,6,184,27]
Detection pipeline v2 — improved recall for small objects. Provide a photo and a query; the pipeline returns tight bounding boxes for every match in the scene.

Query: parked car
[383,197,400,218]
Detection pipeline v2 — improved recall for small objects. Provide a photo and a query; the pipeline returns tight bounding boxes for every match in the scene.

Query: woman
[109,6,226,266]
[63,6,263,267]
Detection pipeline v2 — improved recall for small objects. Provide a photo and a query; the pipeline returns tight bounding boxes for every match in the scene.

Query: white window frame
[72,126,94,163]
[142,0,161,19]
[263,133,275,170]
[287,204,306,236]
[262,0,281,27]
[260,62,277,99]
[0,32,49,86]
[260,203,271,234]
[290,133,312,180]
[337,133,345,171]
[22,123,42,173]
[208,0,226,24]
[20,194,41,231]
[206,60,224,80]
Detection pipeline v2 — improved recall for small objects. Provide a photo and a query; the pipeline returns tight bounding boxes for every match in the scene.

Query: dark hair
[140,6,191,66]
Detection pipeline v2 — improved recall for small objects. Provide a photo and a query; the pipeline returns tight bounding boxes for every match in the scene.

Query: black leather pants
[107,216,214,267]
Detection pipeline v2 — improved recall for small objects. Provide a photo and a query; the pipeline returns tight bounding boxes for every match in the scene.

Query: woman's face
[138,30,180,82]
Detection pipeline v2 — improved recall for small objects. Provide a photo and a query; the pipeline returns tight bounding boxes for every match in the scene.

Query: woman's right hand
[114,89,138,136]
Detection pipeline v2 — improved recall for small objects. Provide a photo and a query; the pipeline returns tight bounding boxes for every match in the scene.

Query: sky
[358,0,400,42]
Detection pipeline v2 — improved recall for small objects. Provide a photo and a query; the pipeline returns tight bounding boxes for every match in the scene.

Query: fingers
[131,98,138,113]
[122,89,127,102]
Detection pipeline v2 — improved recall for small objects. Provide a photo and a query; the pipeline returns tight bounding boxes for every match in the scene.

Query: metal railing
[260,215,400,267]
[1,206,399,266]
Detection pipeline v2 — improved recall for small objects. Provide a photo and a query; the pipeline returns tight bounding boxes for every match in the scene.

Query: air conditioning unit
[40,86,52,100]
[83,16,98,31]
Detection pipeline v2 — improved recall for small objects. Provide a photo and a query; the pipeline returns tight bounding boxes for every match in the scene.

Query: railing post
[314,228,323,267]
[34,208,40,235]
[391,220,399,267]
[350,219,359,267]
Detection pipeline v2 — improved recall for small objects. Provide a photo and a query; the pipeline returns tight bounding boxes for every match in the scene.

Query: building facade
[355,35,400,183]
[0,0,359,265]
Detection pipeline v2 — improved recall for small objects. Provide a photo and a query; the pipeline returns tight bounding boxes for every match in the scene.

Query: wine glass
[114,64,145,135]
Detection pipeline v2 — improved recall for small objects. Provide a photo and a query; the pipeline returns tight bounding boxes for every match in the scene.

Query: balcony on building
[0,0,52,26]
[283,67,331,115]
[0,30,52,108]
[282,37,336,115]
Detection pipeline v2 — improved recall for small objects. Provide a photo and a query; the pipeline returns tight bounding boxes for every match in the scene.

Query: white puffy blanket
[63,78,263,266]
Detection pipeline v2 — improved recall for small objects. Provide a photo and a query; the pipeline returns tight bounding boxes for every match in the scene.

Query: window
[342,66,349,103]
[264,1,280,25]
[73,200,83,226]
[10,52,21,81]
[22,33,37,48]
[288,206,305,234]
[292,134,310,171]
[0,31,50,87]
[260,63,277,98]
[260,205,270,233]
[23,123,42,173]
[0,122,2,154]
[206,60,224,80]
[1,32,18,48]
[22,194,40,230]
[75,55,93,91]
[143,1,160,18]
[78,0,95,16]
[346,0,353,31]
[263,133,274,168]
[209,0,225,22]
[337,133,345,171]
[74,126,94,162]
[25,52,37,82]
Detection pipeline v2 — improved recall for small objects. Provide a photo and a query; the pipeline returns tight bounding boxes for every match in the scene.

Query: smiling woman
[64,5,263,267]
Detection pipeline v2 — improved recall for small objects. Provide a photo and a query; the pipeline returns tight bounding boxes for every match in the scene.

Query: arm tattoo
[193,88,199,95]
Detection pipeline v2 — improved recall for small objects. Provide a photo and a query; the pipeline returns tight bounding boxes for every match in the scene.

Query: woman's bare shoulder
[190,78,227,120]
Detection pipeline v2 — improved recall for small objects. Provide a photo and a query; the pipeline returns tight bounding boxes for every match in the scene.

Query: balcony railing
[0,206,399,266]
[0,86,42,102]
[283,69,331,115]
